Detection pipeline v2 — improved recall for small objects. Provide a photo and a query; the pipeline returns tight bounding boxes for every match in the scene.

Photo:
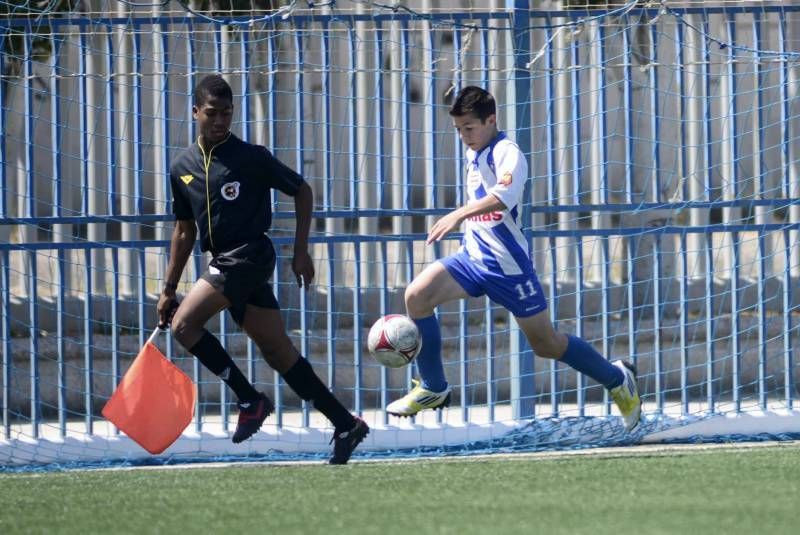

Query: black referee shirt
[169,133,304,254]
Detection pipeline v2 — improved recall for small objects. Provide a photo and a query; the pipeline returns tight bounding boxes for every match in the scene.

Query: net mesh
[1,0,799,471]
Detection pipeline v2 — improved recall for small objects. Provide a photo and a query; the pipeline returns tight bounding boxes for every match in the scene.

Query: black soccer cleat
[232,392,274,444]
[328,417,370,465]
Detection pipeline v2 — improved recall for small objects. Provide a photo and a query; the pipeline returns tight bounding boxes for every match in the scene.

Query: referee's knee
[171,315,203,349]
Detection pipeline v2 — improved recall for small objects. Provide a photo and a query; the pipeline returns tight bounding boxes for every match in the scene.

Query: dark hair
[449,86,496,121]
[193,74,233,107]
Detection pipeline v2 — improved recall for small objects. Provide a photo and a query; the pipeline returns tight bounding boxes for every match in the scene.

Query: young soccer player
[157,74,368,463]
[386,86,642,432]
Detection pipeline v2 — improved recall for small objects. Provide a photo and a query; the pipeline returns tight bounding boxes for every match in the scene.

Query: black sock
[282,357,355,430]
[189,330,259,403]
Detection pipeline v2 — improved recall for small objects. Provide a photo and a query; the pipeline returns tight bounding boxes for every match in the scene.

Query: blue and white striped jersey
[461,131,531,276]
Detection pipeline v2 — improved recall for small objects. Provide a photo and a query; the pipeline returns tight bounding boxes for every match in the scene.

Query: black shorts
[200,238,280,325]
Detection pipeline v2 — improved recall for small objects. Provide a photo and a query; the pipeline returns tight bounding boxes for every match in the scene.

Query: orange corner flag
[102,329,196,454]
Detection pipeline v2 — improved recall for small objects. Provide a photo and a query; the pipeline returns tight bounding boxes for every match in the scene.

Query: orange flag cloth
[102,329,197,454]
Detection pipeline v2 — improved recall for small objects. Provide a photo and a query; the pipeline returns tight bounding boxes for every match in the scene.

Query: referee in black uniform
[157,74,368,464]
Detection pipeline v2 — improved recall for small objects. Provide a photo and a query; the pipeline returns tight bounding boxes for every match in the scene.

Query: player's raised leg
[170,279,274,443]
[241,304,368,464]
[515,310,641,432]
[386,262,469,417]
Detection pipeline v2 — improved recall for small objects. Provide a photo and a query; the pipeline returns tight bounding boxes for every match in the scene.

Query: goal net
[1,0,799,470]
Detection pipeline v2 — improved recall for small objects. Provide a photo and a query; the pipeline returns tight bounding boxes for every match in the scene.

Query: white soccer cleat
[609,360,642,432]
[386,379,452,417]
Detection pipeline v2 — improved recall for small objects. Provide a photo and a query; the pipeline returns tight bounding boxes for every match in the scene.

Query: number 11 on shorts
[515,280,538,300]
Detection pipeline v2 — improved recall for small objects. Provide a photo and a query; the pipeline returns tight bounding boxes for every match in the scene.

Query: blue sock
[413,315,447,392]
[559,335,624,389]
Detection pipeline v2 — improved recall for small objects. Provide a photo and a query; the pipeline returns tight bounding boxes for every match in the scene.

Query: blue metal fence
[1,3,799,448]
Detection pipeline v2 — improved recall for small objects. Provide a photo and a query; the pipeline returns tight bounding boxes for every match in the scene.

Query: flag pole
[146,327,163,346]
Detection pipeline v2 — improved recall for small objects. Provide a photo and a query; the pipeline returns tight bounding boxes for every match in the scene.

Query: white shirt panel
[462,135,531,276]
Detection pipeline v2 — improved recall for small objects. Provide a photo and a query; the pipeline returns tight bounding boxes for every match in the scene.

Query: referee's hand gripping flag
[102,328,196,454]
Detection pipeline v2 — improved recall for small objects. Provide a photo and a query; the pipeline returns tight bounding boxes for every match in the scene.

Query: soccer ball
[367,314,422,368]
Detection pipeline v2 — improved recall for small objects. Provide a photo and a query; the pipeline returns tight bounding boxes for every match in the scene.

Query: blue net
[1,0,799,471]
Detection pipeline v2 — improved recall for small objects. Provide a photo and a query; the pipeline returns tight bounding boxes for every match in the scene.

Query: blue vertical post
[401,21,411,210]
[649,18,662,416]
[731,231,741,411]
[348,23,358,209]
[211,26,230,429]
[379,241,389,426]
[83,248,93,434]
[322,23,332,211]
[546,24,556,204]
[295,26,304,176]
[653,234,662,413]
[725,12,741,413]
[300,279,310,427]
[1,250,9,438]
[111,248,120,435]
[353,241,363,416]
[271,251,282,428]
[24,35,34,218]
[676,20,687,203]
[78,31,89,216]
[575,237,585,416]
[240,30,251,143]
[133,31,143,216]
[509,0,534,420]
[679,232,689,415]
[57,249,66,437]
[453,26,464,205]
[753,13,768,411]
[459,295,469,423]
[50,40,66,437]
[779,12,793,409]
[623,24,637,370]
[161,29,174,362]
[597,23,612,414]
[267,30,278,214]
[327,241,337,391]
[190,234,203,434]
[701,13,714,413]
[704,231,715,413]
[28,251,39,439]
[106,30,116,215]
[549,236,559,416]
[50,41,62,217]
[0,31,5,219]
[375,23,386,209]
[649,24,660,203]
[675,22,689,417]
[783,230,794,408]
[406,240,417,419]
[601,236,611,415]
[757,233,767,409]
[485,297,495,422]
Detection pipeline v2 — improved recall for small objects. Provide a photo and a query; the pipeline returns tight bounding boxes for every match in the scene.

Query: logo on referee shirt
[221,181,241,201]
[499,171,513,186]
[180,174,194,185]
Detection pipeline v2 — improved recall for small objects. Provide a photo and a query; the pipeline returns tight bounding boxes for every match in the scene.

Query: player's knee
[404,283,431,316]
[528,337,562,360]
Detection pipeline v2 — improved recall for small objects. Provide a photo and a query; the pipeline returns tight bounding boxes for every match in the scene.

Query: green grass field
[2,444,799,535]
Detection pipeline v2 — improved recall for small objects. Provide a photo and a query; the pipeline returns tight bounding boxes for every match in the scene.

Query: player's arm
[157,219,197,328]
[291,181,315,288]
[426,194,507,244]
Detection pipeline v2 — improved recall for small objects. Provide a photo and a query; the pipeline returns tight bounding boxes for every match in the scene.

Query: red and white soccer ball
[367,314,422,368]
